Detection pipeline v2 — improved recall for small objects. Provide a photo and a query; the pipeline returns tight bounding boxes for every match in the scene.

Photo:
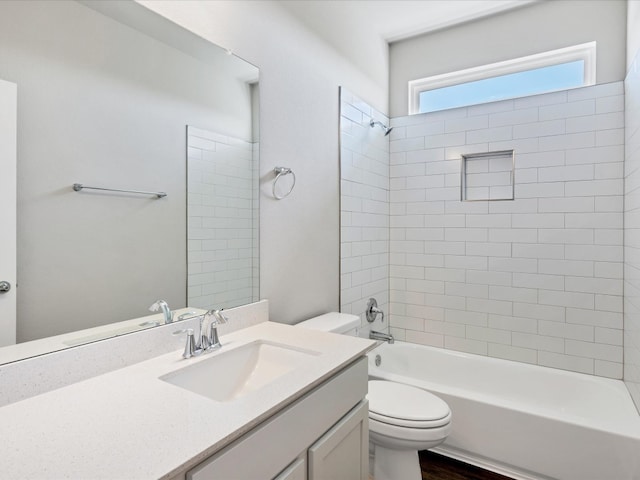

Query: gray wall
[390,0,628,117]
[0,1,254,341]
[141,0,389,325]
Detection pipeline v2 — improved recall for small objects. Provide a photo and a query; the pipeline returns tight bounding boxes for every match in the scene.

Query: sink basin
[160,341,321,402]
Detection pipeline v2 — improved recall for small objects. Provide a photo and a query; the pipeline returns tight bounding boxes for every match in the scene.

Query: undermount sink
[160,340,321,402]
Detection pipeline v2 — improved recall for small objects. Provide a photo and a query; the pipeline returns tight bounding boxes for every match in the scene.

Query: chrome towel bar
[72,183,167,199]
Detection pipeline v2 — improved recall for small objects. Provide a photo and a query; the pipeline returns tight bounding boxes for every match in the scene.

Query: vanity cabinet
[184,357,368,480]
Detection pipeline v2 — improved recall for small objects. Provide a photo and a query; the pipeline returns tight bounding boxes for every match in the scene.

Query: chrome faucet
[206,309,228,350]
[149,300,173,324]
[370,330,394,344]
[173,316,210,359]
[173,309,229,359]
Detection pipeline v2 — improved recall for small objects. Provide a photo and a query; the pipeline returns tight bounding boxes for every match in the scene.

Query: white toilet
[297,312,452,480]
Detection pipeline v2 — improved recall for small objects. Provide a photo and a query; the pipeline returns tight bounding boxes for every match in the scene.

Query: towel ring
[273,166,296,200]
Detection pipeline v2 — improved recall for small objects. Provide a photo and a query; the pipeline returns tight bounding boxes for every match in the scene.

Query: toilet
[297,312,452,480]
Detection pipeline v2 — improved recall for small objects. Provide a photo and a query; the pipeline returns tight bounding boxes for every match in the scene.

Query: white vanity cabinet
[184,357,368,480]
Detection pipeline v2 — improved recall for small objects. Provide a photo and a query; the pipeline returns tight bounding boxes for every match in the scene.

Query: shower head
[370,119,393,136]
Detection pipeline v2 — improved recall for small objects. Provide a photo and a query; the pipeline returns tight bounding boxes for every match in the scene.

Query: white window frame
[408,41,597,115]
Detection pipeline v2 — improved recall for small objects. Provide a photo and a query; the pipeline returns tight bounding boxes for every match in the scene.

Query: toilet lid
[367,380,451,428]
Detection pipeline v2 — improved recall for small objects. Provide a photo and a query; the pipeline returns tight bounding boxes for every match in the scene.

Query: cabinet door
[308,400,368,480]
[274,457,306,480]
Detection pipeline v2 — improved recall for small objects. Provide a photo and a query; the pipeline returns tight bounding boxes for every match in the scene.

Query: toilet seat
[370,410,451,428]
[367,380,451,429]
[369,416,451,445]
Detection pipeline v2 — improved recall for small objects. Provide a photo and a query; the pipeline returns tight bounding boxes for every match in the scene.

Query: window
[408,42,596,115]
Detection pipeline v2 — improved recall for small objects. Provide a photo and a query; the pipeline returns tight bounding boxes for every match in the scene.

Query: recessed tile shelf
[461,150,515,202]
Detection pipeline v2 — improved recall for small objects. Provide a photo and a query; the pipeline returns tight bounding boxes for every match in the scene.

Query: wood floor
[419,451,515,480]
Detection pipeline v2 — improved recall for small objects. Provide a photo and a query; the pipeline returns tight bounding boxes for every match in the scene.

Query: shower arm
[369,119,393,136]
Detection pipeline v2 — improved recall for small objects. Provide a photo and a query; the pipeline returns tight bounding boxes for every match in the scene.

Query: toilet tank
[296,312,360,336]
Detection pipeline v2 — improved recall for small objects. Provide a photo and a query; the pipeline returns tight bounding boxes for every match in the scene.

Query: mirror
[0,0,259,364]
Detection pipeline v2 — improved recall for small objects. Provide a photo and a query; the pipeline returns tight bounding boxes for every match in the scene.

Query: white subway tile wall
[187,126,258,310]
[252,142,260,302]
[340,88,390,334]
[625,50,640,409]
[389,83,625,378]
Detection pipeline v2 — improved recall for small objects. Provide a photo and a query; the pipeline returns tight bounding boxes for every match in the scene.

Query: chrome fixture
[366,298,385,323]
[174,328,199,359]
[369,119,393,136]
[149,300,173,324]
[173,309,229,359]
[0,281,11,293]
[375,354,382,367]
[370,330,394,344]
[72,183,166,199]
[198,315,211,351]
[272,166,296,200]
[206,309,229,350]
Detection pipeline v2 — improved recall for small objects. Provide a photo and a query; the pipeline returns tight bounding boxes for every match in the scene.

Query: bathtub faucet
[370,330,394,344]
[366,298,385,323]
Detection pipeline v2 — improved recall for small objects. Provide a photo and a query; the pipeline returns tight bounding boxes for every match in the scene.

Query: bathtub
[368,341,640,480]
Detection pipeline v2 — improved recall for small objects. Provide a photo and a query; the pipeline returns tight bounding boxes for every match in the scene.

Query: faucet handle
[203,310,227,350]
[173,328,201,359]
[207,309,228,325]
[198,316,211,351]
[366,298,385,324]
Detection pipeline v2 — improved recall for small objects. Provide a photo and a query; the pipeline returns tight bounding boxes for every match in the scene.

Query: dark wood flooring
[419,451,515,480]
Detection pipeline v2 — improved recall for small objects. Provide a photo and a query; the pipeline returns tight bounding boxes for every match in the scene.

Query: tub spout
[370,330,394,344]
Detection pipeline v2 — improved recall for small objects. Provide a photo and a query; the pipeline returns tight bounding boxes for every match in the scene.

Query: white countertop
[0,322,375,479]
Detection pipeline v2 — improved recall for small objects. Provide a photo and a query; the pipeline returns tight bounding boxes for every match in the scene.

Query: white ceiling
[278,0,538,44]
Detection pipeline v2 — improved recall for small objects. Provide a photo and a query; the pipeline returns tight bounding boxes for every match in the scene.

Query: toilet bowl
[367,380,451,480]
[296,312,452,479]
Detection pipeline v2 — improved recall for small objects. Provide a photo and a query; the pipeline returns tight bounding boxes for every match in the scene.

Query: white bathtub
[368,341,640,480]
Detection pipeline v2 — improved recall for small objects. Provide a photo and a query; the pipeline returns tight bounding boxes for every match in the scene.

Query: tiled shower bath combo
[340,82,639,480]
[388,82,625,378]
